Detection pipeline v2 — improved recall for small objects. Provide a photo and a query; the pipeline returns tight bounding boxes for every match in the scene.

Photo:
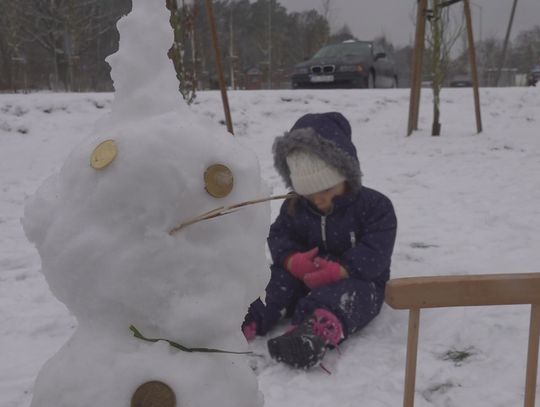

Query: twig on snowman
[130,325,261,355]
[169,193,295,235]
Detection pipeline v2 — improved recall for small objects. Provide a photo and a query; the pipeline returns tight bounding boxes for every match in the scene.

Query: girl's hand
[286,247,319,279]
[242,321,257,341]
[303,259,347,289]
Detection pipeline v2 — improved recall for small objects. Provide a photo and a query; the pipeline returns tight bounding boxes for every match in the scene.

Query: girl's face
[304,181,347,214]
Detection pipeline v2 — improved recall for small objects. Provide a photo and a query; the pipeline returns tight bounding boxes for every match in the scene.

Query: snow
[2,85,539,407]
[2,0,540,405]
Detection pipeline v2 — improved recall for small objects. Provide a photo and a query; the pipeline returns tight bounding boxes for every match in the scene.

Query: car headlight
[337,65,364,73]
[294,67,309,74]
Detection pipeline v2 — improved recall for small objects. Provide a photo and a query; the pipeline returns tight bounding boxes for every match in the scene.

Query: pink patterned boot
[267,308,343,369]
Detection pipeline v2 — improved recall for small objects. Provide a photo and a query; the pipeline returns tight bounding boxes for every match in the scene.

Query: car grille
[311,65,335,74]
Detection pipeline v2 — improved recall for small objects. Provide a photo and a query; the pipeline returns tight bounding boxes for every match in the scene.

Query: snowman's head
[23,113,270,342]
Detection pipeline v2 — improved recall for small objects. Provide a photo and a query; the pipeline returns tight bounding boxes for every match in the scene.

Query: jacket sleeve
[267,200,307,267]
[243,298,282,336]
[340,193,397,282]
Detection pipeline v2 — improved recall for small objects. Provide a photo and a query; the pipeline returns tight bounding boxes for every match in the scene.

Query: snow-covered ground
[1,86,539,407]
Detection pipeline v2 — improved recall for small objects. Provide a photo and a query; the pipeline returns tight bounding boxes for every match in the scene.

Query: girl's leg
[246,265,308,335]
[265,264,309,315]
[291,279,384,339]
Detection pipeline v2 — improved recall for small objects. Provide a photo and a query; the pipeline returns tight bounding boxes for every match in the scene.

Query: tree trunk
[52,50,60,91]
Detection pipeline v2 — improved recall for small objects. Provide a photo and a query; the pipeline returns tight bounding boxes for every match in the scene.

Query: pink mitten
[242,321,257,341]
[303,259,343,289]
[287,247,319,279]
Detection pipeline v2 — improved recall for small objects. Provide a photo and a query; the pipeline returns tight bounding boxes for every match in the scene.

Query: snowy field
[1,86,539,407]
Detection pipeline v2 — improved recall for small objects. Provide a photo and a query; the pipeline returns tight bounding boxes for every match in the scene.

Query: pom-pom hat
[273,112,362,195]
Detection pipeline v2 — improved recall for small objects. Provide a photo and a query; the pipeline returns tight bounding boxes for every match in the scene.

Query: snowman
[22,1,269,406]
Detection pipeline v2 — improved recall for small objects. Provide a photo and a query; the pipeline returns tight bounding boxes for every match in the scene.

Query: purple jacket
[269,186,397,289]
[270,112,396,288]
[244,112,397,335]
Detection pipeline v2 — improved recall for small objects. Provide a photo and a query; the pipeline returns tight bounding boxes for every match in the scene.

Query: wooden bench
[385,273,540,407]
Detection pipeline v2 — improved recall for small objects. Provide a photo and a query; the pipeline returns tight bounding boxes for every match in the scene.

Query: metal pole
[495,0,518,87]
[204,0,234,135]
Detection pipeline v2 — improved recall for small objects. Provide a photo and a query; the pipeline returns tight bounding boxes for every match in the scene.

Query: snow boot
[267,308,343,369]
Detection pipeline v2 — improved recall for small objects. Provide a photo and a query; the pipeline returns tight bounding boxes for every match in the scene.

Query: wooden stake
[463,0,482,133]
[204,0,234,135]
[403,308,420,407]
[407,0,428,136]
[524,303,540,407]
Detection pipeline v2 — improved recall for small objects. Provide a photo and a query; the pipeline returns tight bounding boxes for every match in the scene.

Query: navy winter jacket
[269,187,396,289]
[244,112,397,337]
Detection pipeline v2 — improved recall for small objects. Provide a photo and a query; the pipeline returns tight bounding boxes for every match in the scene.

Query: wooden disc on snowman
[90,139,117,170]
[204,164,234,198]
[131,380,176,407]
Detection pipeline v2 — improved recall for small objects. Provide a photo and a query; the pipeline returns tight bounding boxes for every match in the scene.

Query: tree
[296,10,330,58]
[0,0,32,91]
[425,0,463,136]
[167,0,198,103]
[20,0,122,91]
[392,44,414,87]
[1,0,332,91]
[373,35,395,53]
[328,24,355,44]
[512,25,540,72]
[189,0,329,89]
[319,0,334,31]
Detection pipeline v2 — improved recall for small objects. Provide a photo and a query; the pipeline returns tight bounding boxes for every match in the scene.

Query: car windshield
[312,42,372,59]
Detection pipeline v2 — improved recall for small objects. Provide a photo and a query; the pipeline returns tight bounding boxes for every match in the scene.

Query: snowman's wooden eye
[204,164,234,198]
[131,380,176,407]
[90,139,117,170]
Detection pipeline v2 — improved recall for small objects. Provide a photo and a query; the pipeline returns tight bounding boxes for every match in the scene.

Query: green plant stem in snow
[130,325,253,355]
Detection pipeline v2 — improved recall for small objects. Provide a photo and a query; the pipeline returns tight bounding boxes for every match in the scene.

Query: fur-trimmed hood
[273,112,362,193]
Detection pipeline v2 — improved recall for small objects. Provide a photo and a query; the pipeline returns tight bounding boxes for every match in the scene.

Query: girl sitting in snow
[242,112,397,369]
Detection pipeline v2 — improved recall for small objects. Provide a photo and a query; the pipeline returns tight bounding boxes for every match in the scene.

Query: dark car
[291,40,398,89]
[450,74,472,87]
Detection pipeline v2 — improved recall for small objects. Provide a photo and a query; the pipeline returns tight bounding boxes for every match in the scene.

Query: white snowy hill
[1,86,539,407]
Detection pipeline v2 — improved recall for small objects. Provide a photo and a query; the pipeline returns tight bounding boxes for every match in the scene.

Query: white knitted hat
[286,150,346,195]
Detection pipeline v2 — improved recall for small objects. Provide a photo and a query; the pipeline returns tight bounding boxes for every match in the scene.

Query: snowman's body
[23,2,268,406]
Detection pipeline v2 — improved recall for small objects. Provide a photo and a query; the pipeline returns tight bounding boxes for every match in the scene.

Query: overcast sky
[284,0,540,47]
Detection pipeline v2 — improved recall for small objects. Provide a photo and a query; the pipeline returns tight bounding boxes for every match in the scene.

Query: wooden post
[524,303,540,407]
[204,0,234,135]
[407,0,428,136]
[463,0,482,133]
[404,309,420,407]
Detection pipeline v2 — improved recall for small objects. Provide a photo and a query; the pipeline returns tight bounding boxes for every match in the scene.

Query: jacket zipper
[350,231,357,248]
[321,215,328,251]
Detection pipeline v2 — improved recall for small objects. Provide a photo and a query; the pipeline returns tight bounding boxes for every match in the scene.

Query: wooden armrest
[385,273,540,309]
